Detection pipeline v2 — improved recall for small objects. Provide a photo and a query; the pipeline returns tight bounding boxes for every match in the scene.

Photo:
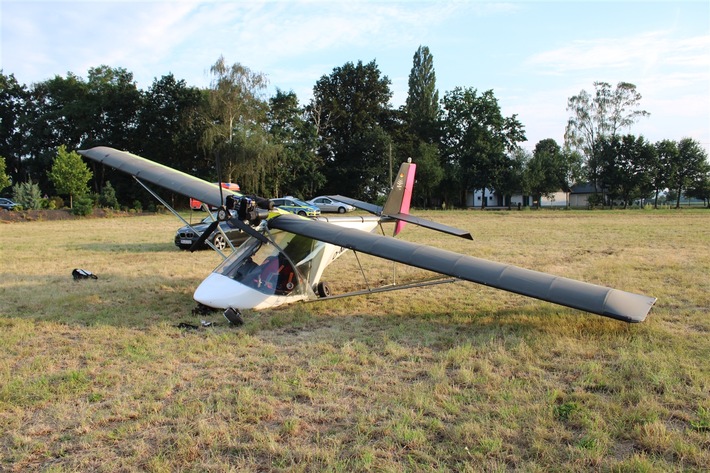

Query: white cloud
[526,30,710,76]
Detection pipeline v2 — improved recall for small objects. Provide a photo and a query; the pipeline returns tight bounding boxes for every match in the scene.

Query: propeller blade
[215,152,225,207]
[189,220,220,252]
[226,217,271,245]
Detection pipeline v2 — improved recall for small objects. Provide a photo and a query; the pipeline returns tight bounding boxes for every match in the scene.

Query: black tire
[298,210,306,216]
[338,206,346,213]
[223,307,244,326]
[317,281,331,298]
[213,233,227,250]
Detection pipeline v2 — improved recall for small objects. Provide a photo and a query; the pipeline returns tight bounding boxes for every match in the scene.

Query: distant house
[569,183,599,208]
[538,191,568,208]
[467,188,500,207]
[466,188,567,208]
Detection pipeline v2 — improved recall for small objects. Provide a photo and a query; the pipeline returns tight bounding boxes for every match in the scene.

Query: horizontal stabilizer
[325,196,472,239]
[327,195,383,215]
[79,147,238,208]
[270,214,655,323]
[388,212,473,240]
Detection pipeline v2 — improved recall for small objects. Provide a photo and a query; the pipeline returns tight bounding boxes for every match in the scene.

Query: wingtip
[603,292,656,323]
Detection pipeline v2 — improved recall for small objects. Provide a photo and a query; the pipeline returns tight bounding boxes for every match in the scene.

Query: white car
[308,196,355,214]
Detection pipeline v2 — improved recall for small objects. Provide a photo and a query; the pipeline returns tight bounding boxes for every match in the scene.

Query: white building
[466,188,568,208]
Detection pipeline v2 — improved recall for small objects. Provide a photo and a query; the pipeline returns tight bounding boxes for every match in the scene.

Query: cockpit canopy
[214,230,325,298]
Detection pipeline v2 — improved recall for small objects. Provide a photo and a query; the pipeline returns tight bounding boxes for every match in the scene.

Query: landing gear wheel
[317,281,331,298]
[224,307,244,326]
[213,234,227,250]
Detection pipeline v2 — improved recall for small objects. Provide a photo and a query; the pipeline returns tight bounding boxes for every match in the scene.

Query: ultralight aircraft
[79,147,656,326]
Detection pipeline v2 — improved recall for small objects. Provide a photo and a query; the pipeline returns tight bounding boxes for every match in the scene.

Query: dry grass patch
[1,209,708,471]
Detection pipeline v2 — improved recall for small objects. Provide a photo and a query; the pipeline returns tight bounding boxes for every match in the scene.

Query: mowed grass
[0,209,708,472]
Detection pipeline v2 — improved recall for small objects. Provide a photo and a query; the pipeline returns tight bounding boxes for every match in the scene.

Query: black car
[0,198,18,210]
[174,212,249,251]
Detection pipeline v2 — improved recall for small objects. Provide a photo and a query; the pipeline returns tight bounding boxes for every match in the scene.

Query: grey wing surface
[79,146,236,208]
[269,214,655,323]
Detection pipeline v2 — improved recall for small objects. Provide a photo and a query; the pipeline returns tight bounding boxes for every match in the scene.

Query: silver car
[307,196,355,214]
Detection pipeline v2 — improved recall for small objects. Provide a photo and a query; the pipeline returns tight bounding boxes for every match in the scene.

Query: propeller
[189,152,227,252]
[189,151,275,251]
[188,214,222,252]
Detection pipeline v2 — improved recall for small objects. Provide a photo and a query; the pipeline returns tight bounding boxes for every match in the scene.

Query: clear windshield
[214,231,322,297]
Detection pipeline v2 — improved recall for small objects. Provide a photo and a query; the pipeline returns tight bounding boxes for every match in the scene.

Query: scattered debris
[72,268,98,280]
[175,322,199,330]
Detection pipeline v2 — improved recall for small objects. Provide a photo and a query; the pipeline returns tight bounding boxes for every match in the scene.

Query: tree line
[1,48,708,211]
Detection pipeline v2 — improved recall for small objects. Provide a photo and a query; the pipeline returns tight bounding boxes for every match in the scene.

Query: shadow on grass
[245,299,648,353]
[76,242,184,253]
[2,270,650,351]
[2,273,203,328]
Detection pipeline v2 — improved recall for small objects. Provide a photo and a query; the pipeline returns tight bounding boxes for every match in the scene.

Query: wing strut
[133,177,232,258]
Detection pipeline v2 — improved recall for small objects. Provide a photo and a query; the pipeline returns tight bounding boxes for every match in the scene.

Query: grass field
[1,209,708,472]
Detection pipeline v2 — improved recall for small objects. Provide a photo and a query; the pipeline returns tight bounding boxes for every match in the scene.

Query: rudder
[382,161,416,235]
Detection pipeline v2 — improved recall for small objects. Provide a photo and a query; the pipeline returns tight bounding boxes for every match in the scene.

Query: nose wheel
[223,307,244,325]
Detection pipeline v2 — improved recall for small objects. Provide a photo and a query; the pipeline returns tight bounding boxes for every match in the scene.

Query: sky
[1,0,709,153]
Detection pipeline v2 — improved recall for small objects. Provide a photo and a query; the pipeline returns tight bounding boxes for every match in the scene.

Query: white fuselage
[193,215,382,310]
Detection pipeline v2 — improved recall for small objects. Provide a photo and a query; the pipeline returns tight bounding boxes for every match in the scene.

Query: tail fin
[383,160,416,235]
[327,159,472,240]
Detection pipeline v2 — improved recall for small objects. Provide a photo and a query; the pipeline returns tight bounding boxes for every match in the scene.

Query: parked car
[174,211,248,251]
[307,196,355,214]
[270,197,321,217]
[0,198,18,210]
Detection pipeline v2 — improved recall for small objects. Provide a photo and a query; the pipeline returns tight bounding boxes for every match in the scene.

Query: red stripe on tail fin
[382,161,416,236]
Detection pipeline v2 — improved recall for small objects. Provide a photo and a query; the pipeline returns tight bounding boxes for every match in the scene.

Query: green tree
[27,67,141,200]
[411,141,444,207]
[83,66,142,148]
[201,56,275,195]
[48,145,92,208]
[12,180,42,209]
[668,138,709,208]
[598,135,656,208]
[441,87,526,208]
[497,148,528,208]
[0,72,30,185]
[136,74,207,170]
[131,73,208,208]
[268,89,323,198]
[309,60,393,201]
[405,46,440,144]
[0,156,11,192]
[651,139,677,208]
[24,73,90,190]
[685,166,710,207]
[525,139,569,207]
[98,181,119,209]
[404,46,443,207]
[565,81,649,194]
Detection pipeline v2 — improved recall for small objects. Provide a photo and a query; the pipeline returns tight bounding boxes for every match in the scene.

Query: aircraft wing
[78,146,236,208]
[269,214,655,323]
